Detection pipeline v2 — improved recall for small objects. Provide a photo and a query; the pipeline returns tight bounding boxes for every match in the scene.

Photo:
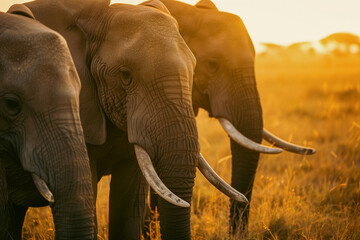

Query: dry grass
[22,52,360,239]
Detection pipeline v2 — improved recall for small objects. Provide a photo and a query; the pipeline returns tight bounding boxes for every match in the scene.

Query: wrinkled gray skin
[0,8,96,240]
[23,0,199,239]
[158,0,263,235]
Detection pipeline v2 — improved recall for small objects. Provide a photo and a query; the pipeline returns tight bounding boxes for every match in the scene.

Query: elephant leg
[230,199,250,235]
[109,158,148,240]
[0,158,10,240]
[7,204,27,240]
[230,140,260,235]
[2,158,29,240]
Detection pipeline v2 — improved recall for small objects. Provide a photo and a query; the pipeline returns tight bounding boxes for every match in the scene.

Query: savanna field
[22,45,360,239]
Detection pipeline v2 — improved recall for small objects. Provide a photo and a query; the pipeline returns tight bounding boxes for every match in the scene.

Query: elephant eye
[205,59,219,73]
[119,69,132,87]
[2,94,22,117]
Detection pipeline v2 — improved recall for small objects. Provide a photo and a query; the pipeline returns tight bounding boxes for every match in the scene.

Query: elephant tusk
[32,174,54,203]
[198,153,248,203]
[263,129,316,155]
[134,145,190,208]
[218,118,283,154]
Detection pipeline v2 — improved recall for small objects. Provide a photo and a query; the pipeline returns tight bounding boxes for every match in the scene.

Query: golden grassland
[22,52,360,239]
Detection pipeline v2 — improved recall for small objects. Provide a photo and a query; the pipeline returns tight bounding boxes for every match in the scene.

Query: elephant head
[0,6,95,239]
[84,2,249,238]
[160,0,316,234]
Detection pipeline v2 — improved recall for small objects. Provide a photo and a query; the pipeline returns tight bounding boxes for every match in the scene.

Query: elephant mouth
[134,144,249,207]
[218,117,316,155]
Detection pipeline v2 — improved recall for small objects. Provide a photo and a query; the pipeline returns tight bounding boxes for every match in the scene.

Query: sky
[1,0,359,45]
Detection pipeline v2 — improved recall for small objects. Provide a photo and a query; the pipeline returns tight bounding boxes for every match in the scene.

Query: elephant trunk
[221,66,264,234]
[153,105,198,239]
[230,139,261,234]
[26,110,96,240]
[155,131,198,240]
[130,101,199,240]
[48,146,96,240]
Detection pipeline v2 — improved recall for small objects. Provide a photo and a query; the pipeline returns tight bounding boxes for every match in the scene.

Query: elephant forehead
[99,24,190,68]
[1,63,79,105]
[1,43,76,84]
[189,14,255,61]
[0,46,79,104]
[108,5,179,39]
[197,12,248,40]
[0,17,70,66]
[0,16,81,98]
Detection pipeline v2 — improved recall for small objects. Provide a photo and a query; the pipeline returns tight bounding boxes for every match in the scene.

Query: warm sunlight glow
[1,0,359,46]
[110,0,360,46]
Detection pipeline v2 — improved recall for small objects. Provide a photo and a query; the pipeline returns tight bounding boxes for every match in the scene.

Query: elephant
[0,5,96,240]
[156,0,317,235]
[18,0,247,239]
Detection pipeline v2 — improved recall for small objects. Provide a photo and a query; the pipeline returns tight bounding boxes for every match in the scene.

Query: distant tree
[320,33,360,45]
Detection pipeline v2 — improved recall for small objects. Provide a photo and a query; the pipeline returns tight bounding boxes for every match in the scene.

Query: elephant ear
[195,0,218,10]
[7,4,35,19]
[20,0,108,145]
[45,0,110,145]
[76,11,129,133]
[78,70,107,145]
[140,0,171,14]
[71,1,109,145]
[37,0,109,145]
